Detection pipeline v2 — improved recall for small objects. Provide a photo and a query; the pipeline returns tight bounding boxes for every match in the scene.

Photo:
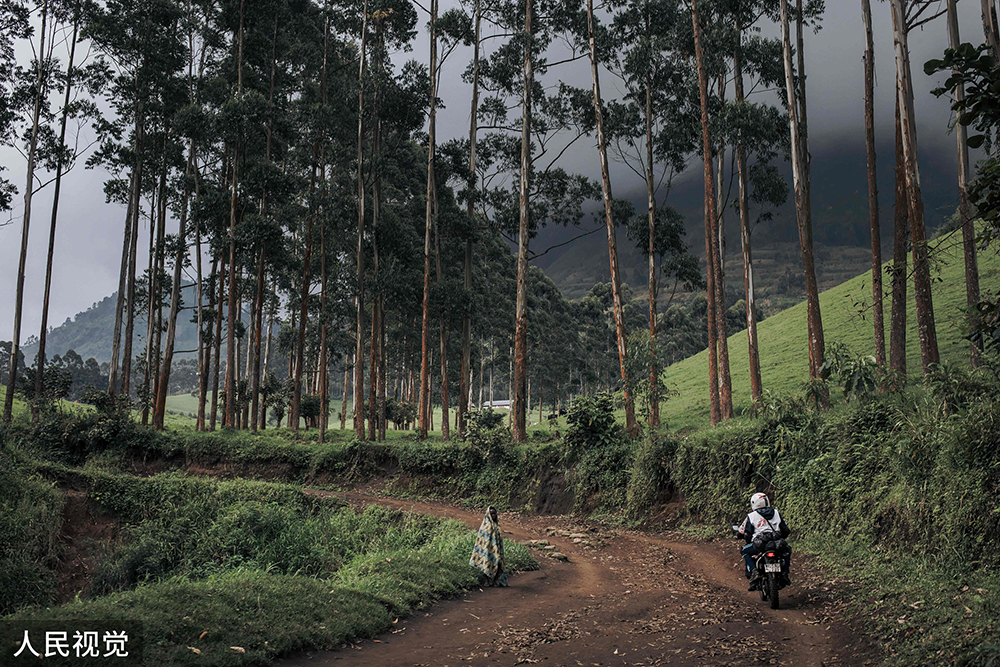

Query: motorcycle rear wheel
[768,574,780,609]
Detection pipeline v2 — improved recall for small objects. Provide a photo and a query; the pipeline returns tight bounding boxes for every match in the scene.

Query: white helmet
[750,492,769,511]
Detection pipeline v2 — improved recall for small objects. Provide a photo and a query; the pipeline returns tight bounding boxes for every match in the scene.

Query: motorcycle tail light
[767,553,775,557]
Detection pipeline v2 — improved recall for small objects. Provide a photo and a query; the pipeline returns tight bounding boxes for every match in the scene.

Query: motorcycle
[731,525,790,610]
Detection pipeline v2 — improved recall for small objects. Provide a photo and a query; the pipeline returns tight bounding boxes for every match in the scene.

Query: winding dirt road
[282,493,874,667]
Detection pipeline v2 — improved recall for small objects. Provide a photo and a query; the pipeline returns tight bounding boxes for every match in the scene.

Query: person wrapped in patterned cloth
[469,506,507,587]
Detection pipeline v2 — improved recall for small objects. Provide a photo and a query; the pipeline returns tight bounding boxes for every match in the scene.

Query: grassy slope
[660,235,1000,432]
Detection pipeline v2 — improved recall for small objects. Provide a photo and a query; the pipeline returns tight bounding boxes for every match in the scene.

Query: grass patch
[0,442,64,614]
[7,469,536,666]
[660,230,1000,432]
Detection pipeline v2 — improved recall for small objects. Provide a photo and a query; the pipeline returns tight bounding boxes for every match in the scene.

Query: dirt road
[282,493,872,667]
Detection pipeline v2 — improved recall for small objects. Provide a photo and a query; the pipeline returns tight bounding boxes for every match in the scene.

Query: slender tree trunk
[512,0,533,442]
[588,0,637,435]
[947,0,982,366]
[643,70,660,426]
[142,170,160,426]
[354,0,370,440]
[250,19,279,432]
[317,19,331,442]
[108,134,138,396]
[5,0,49,422]
[293,152,319,433]
[890,0,939,374]
[733,20,762,407]
[861,0,886,369]
[983,0,1000,59]
[781,0,826,390]
[319,218,329,440]
[250,247,266,430]
[154,139,196,429]
[714,77,734,420]
[341,355,351,430]
[151,180,167,421]
[225,0,246,428]
[435,191,450,441]
[121,176,143,398]
[199,256,217,431]
[478,339,485,409]
[33,15,78,422]
[369,298,379,440]
[459,0,481,439]
[691,0,721,425]
[889,86,909,380]
[210,254,225,430]
[419,0,439,439]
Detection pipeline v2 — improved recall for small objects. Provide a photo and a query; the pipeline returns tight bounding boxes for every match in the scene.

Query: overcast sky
[0,0,986,345]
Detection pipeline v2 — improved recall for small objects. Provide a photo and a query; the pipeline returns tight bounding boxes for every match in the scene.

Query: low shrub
[0,442,64,614]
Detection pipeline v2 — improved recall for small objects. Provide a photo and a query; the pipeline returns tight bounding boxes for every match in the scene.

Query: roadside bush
[0,446,64,614]
[564,392,620,460]
[624,434,678,520]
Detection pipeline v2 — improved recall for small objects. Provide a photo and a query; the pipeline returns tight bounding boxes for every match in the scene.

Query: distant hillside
[538,137,961,302]
[659,233,1000,432]
[22,293,201,364]
[545,230,874,303]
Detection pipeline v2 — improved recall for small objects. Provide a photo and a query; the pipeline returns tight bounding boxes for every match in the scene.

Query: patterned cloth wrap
[469,506,507,587]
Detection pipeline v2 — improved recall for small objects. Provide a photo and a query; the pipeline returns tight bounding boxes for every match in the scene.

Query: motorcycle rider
[738,492,791,590]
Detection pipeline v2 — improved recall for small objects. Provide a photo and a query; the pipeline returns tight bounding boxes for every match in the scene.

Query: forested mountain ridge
[20,294,201,364]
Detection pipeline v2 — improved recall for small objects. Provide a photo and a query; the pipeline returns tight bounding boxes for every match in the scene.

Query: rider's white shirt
[747,509,782,536]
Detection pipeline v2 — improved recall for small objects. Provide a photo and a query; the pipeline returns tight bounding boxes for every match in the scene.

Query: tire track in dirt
[281,492,865,667]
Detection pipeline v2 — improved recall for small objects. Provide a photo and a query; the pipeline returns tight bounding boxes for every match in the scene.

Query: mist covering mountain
[30,138,962,363]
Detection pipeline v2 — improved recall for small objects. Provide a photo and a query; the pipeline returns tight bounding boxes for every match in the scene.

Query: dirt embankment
[56,489,117,603]
[282,493,878,667]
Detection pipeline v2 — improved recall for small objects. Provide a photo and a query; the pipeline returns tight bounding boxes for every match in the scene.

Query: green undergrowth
[802,535,1000,667]
[3,467,536,666]
[0,444,64,614]
[672,372,1000,666]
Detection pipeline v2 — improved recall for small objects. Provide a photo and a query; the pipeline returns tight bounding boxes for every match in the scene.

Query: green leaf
[967,134,986,149]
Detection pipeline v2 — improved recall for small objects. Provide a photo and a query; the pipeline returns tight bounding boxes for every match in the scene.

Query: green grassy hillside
[660,234,1000,431]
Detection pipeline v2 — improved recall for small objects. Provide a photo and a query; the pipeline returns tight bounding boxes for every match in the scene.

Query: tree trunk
[889,93,908,380]
[983,0,1000,59]
[861,0,886,369]
[733,19,763,407]
[5,0,49,422]
[198,255,216,432]
[354,0,370,440]
[210,254,225,430]
[588,0,637,435]
[419,0,439,439]
[141,169,160,426]
[435,190,450,441]
[379,310,387,440]
[644,74,660,427]
[121,171,142,398]
[341,355,351,430]
[33,15,78,422]
[890,0,939,374]
[512,0,533,443]
[781,0,826,391]
[459,0,481,439]
[947,0,982,366]
[108,130,138,397]
[691,0,721,425]
[714,77,734,421]
[154,138,195,429]
[224,0,245,428]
